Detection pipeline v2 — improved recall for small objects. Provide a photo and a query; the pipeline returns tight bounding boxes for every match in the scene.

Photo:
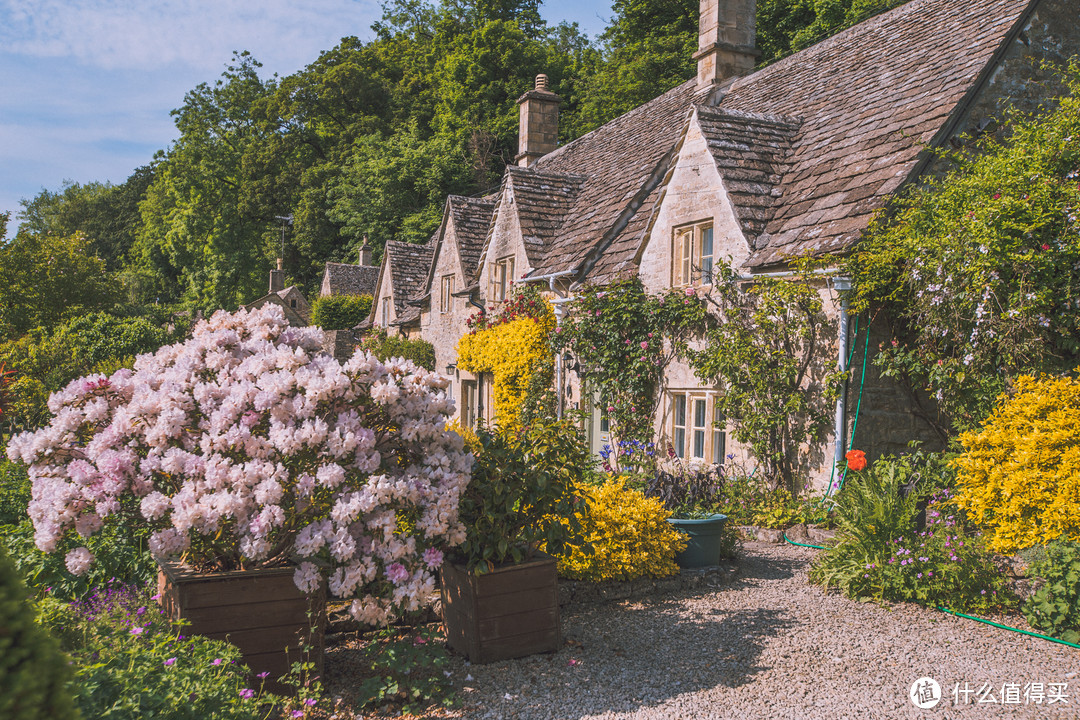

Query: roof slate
[323,262,379,297]
[718,0,1030,266]
[448,195,498,279]
[528,0,1032,278]
[385,240,434,321]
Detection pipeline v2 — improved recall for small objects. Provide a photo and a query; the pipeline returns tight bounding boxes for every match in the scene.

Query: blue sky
[0,0,611,225]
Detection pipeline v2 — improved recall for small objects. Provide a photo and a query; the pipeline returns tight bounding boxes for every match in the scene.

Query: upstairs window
[491,256,515,303]
[381,297,390,327]
[672,222,714,286]
[440,274,455,314]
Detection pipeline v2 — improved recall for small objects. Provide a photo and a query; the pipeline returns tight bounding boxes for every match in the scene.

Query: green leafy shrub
[810,455,1012,613]
[1023,541,1080,642]
[953,372,1080,553]
[455,420,589,573]
[551,478,686,582]
[0,545,78,720]
[353,626,455,713]
[357,326,436,371]
[311,293,373,330]
[40,581,286,719]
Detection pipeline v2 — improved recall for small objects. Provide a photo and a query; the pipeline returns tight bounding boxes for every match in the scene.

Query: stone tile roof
[718,0,1031,267]
[696,106,803,247]
[385,240,434,322]
[526,79,707,277]
[522,0,1032,278]
[323,262,379,297]
[448,195,498,279]
[505,167,587,268]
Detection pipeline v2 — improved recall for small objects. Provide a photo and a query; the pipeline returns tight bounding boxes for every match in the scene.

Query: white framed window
[672,394,687,459]
[439,274,454,314]
[668,391,728,463]
[491,256,515,303]
[462,380,478,428]
[672,222,714,286]
[692,397,707,459]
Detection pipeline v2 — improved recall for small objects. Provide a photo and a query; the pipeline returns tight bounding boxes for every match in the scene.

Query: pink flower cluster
[7,305,472,626]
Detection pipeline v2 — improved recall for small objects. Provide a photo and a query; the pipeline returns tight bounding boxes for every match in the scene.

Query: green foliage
[0,311,174,428]
[553,277,710,448]
[18,169,154,271]
[353,626,455,713]
[810,454,1012,612]
[689,259,843,491]
[0,545,78,720]
[0,230,121,342]
[852,63,1080,433]
[455,419,590,573]
[357,326,436,371]
[39,582,283,719]
[1023,541,1080,643]
[311,294,373,330]
[551,478,685,582]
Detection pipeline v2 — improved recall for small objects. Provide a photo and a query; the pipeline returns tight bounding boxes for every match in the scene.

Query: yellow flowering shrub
[953,372,1080,553]
[445,419,480,454]
[549,479,687,582]
[456,309,553,428]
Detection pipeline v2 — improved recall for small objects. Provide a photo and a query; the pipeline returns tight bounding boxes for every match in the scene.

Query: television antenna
[274,215,293,259]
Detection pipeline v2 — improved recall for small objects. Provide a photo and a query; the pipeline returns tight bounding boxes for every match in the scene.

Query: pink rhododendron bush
[6,305,472,625]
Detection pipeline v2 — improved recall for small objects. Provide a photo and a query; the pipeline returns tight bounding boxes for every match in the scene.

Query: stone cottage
[244,259,312,327]
[320,241,379,299]
[379,0,1080,489]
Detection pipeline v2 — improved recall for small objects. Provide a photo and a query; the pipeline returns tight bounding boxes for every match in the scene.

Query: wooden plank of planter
[180,598,312,635]
[475,586,556,616]
[475,627,561,664]
[171,573,300,609]
[478,605,558,641]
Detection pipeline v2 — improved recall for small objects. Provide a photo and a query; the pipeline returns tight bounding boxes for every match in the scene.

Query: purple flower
[130,625,145,636]
[164,657,176,667]
[257,672,270,680]
[386,563,409,584]
[212,658,223,666]
[304,699,317,707]
[423,547,444,569]
[291,712,304,719]
[239,689,255,700]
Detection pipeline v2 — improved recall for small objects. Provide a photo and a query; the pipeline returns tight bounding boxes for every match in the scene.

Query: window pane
[674,428,686,458]
[700,227,713,283]
[694,399,706,428]
[693,429,705,458]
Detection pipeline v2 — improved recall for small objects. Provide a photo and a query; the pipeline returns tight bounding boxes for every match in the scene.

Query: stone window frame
[439,274,455,314]
[672,220,715,287]
[491,255,516,303]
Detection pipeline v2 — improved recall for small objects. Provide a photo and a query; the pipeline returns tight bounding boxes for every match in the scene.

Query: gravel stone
[433,542,1079,719]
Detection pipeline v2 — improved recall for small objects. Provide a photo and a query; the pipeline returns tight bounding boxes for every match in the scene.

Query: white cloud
[0,0,380,74]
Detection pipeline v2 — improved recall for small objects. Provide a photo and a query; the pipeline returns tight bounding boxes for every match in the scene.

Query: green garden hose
[779,534,1080,651]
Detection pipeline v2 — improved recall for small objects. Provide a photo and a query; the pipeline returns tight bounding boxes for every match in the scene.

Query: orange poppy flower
[845,449,867,472]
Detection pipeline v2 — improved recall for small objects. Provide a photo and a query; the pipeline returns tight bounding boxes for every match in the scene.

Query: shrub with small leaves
[353,625,455,714]
[0,545,78,720]
[356,326,436,371]
[953,372,1080,553]
[1023,541,1080,643]
[550,479,686,582]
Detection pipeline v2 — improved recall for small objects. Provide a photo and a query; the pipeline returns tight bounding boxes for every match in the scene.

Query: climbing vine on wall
[551,277,710,449]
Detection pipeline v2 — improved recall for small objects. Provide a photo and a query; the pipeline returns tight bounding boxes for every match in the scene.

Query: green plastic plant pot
[668,514,728,568]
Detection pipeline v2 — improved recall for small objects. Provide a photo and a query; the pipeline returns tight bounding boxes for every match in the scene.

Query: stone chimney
[694,0,759,90]
[516,74,561,167]
[359,236,372,266]
[269,257,285,293]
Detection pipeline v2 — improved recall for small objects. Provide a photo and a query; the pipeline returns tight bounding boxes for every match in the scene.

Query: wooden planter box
[157,562,325,689]
[440,553,561,664]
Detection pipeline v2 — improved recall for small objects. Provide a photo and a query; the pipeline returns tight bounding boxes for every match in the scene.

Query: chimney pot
[535,74,548,91]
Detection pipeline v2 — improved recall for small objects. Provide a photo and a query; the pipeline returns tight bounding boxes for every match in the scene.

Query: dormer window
[491,256,515,303]
[672,222,714,286]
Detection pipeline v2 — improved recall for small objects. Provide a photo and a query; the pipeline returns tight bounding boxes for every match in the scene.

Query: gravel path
[432,542,1078,719]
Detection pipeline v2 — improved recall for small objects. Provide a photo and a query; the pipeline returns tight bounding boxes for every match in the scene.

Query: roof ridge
[694,104,804,130]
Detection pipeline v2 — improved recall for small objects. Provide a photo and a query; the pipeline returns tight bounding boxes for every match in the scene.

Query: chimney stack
[269,257,285,293]
[694,0,759,90]
[516,74,561,167]
[359,236,372,266]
